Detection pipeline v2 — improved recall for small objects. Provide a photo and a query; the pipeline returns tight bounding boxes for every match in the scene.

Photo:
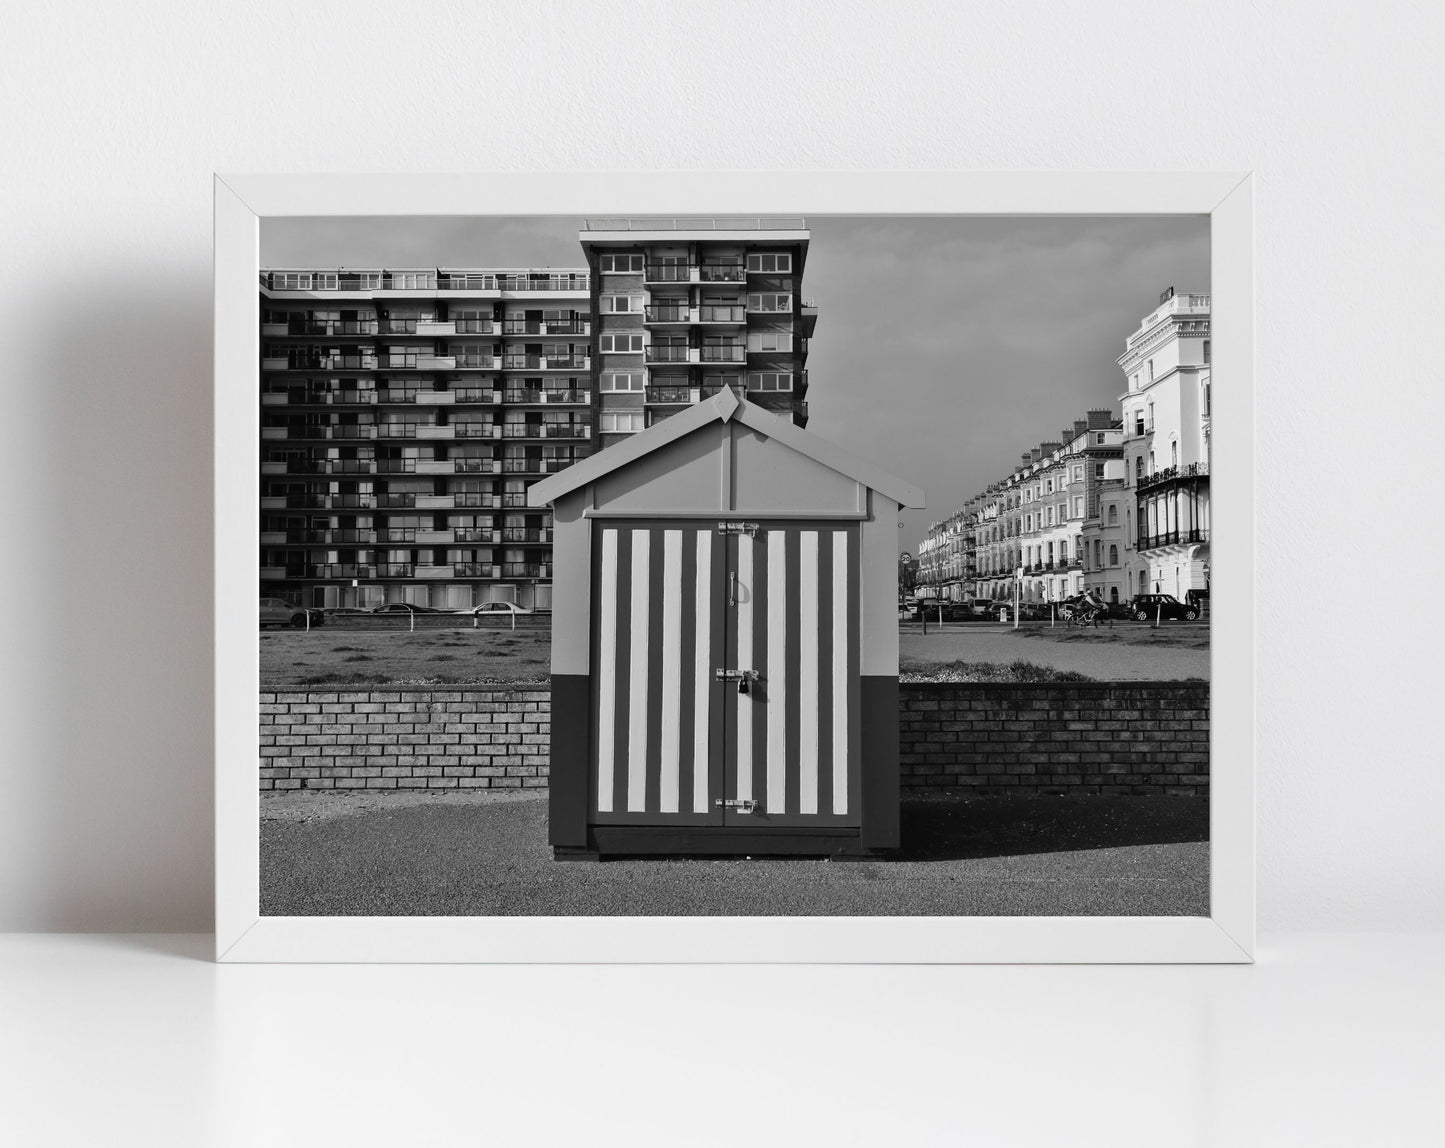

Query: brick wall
[259,688,549,791]
[259,682,1207,796]
[899,683,1209,796]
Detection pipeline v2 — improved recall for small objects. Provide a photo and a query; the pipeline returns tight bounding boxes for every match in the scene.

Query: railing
[377,494,416,508]
[647,386,695,404]
[700,304,746,322]
[376,423,419,437]
[453,493,497,508]
[583,217,805,232]
[376,564,415,577]
[502,494,528,508]
[644,264,694,282]
[1137,461,1210,492]
[1137,528,1210,550]
[382,319,421,334]
[310,565,376,579]
[453,529,496,544]
[288,530,375,545]
[374,459,416,474]
[455,319,494,335]
[453,387,499,403]
[323,390,377,405]
[644,305,691,322]
[454,423,498,439]
[454,458,497,473]
[326,424,377,439]
[453,355,500,369]
[502,388,588,404]
[453,563,494,577]
[700,263,746,282]
[503,529,552,543]
[502,355,590,370]
[646,345,691,362]
[272,319,378,336]
[501,563,546,578]
[502,320,587,335]
[376,529,417,543]
[702,346,745,363]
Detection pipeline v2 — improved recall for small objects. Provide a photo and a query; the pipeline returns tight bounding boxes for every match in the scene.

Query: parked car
[1098,600,1135,621]
[370,602,441,614]
[461,601,534,619]
[259,598,325,629]
[898,599,920,621]
[1127,593,1200,622]
[323,606,371,617]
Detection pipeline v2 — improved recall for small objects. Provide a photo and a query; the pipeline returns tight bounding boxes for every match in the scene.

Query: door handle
[729,569,736,607]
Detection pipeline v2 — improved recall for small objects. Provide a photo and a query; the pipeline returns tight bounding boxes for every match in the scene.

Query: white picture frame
[216,171,1254,963]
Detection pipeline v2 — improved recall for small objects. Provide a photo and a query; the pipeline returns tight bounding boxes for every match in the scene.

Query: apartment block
[258,218,815,610]
[579,217,813,448]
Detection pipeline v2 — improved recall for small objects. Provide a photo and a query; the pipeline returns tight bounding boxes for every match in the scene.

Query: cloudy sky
[263,214,1209,554]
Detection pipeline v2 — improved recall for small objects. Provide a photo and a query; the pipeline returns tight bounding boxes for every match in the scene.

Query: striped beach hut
[528,388,925,859]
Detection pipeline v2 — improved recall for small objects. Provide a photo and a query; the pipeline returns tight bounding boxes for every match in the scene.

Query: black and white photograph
[256,213,1212,917]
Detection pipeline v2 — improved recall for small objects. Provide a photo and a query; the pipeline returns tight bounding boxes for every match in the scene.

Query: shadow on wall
[12,266,215,929]
[898,795,1208,862]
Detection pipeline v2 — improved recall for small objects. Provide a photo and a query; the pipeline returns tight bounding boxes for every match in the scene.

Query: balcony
[323,459,381,475]
[454,458,501,474]
[413,391,457,406]
[644,304,692,324]
[414,425,455,439]
[453,388,501,404]
[644,263,696,284]
[323,390,377,405]
[260,566,286,580]
[453,563,496,578]
[1137,460,1210,493]
[646,345,693,364]
[501,355,590,371]
[414,565,455,580]
[267,319,379,337]
[376,529,417,544]
[326,424,377,439]
[261,426,287,440]
[454,320,495,335]
[502,320,589,335]
[452,492,500,509]
[501,563,549,579]
[700,263,746,282]
[454,355,501,370]
[416,320,456,337]
[501,388,590,405]
[454,422,500,438]
[699,304,746,324]
[701,345,746,363]
[311,564,376,580]
[376,564,415,578]
[376,423,418,438]
[647,385,700,405]
[1137,528,1210,552]
[376,494,416,509]
[503,528,553,544]
[453,529,500,545]
[373,459,416,474]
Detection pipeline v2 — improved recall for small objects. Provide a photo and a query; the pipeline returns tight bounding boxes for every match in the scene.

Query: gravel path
[901,625,1210,680]
[260,792,1208,918]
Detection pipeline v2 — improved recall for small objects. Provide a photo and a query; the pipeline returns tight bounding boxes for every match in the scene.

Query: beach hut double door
[590,519,860,829]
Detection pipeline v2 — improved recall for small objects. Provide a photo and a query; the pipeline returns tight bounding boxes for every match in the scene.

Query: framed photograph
[216,172,1254,962]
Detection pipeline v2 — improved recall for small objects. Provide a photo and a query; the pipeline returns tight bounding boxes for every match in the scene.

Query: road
[900,622,1210,680]
[260,791,1209,918]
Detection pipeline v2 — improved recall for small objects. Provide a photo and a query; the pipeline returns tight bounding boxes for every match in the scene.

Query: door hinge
[716,521,759,536]
[715,797,761,814]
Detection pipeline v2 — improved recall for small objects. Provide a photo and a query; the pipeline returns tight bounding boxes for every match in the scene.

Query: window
[1109,545,1119,566]
[747,330,793,352]
[746,293,791,313]
[1096,433,1106,444]
[599,333,644,353]
[1107,504,1117,525]
[1203,339,1211,364]
[1131,373,1139,391]
[1094,463,1104,477]
[600,295,642,313]
[1134,457,1144,483]
[391,273,433,290]
[1171,441,1178,467]
[1046,478,1054,493]
[599,254,643,274]
[600,411,643,433]
[1046,507,1054,526]
[1202,380,1211,416]
[601,371,643,392]
[1147,359,1155,382]
[746,372,793,392]
[746,253,792,274]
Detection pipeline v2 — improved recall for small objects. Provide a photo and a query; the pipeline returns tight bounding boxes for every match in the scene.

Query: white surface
[1,1,1443,935]
[2,932,1440,1147]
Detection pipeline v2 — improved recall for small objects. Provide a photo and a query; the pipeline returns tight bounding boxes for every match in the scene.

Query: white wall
[1,0,1440,931]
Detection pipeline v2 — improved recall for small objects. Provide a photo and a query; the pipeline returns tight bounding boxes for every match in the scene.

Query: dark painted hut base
[555,826,890,861]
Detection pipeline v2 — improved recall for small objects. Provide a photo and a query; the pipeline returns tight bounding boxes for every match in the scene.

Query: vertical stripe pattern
[592,522,854,823]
